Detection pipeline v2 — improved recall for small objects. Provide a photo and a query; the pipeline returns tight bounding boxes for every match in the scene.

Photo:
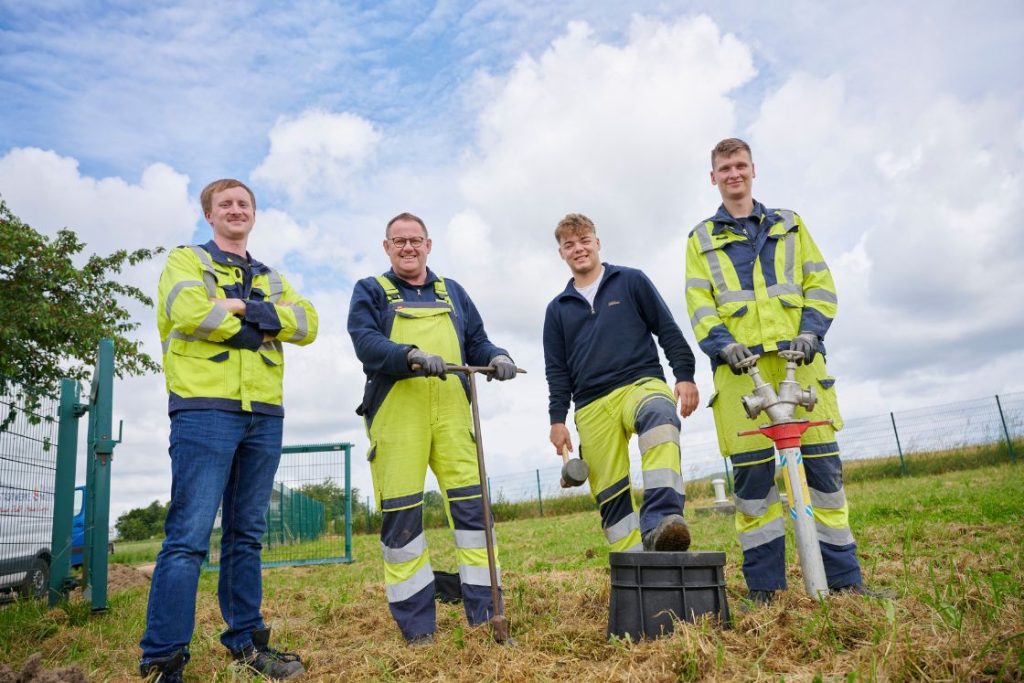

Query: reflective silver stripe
[643,468,683,493]
[715,289,755,304]
[803,261,829,275]
[766,283,802,297]
[735,488,781,518]
[261,339,284,353]
[195,305,229,338]
[690,306,718,329]
[706,251,728,293]
[815,521,855,546]
[385,561,435,603]
[454,529,487,549]
[188,246,218,296]
[605,512,639,544]
[783,230,796,284]
[809,488,846,510]
[637,424,679,455]
[459,563,500,587]
[381,532,427,564]
[805,288,838,304]
[776,209,798,230]
[162,330,200,354]
[739,517,785,551]
[694,223,714,252]
[267,269,284,302]
[686,277,711,290]
[286,304,308,342]
[165,280,205,317]
[622,541,644,553]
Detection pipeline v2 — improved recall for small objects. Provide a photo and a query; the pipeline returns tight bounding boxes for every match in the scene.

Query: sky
[2,0,1023,520]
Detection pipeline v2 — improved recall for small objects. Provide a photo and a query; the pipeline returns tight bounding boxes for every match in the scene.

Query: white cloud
[0,147,194,254]
[252,110,382,204]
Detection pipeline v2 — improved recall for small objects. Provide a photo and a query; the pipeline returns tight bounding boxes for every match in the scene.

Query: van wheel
[19,558,49,599]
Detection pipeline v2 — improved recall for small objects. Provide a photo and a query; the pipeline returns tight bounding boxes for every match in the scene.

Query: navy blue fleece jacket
[543,263,696,424]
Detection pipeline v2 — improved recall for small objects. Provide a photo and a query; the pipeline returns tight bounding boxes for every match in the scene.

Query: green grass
[3,459,1021,681]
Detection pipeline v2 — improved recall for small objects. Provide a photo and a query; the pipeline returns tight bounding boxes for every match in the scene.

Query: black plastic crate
[607,551,730,640]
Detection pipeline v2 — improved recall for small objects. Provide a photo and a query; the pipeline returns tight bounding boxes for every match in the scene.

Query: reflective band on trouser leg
[631,381,685,535]
[732,451,787,591]
[445,480,501,626]
[576,389,642,552]
[802,448,862,589]
[378,494,436,641]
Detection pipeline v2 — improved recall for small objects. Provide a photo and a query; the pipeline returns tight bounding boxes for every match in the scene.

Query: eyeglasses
[389,236,426,248]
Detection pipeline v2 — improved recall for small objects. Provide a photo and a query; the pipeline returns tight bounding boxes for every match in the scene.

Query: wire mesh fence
[0,386,60,595]
[205,442,353,570]
[474,391,1023,517]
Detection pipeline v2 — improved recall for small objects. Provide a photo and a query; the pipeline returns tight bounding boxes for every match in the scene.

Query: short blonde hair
[554,213,596,243]
[200,179,256,214]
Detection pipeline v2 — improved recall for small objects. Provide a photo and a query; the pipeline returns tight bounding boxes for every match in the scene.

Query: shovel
[447,363,525,644]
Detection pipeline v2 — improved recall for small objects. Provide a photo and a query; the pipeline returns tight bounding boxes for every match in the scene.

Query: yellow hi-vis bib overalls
[366,276,500,641]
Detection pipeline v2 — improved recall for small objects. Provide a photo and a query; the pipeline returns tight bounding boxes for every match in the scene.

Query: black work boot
[834,583,896,599]
[232,628,305,679]
[140,650,188,682]
[642,514,692,551]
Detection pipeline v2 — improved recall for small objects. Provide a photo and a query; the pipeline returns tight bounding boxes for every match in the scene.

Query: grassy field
[1,460,1022,681]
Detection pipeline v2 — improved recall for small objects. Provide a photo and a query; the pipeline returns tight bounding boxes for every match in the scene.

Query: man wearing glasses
[347,212,517,645]
[543,213,699,555]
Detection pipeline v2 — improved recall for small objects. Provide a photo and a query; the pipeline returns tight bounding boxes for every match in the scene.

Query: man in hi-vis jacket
[141,179,316,680]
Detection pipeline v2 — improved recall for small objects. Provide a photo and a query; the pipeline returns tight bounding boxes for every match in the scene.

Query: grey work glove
[719,342,754,375]
[789,333,819,365]
[487,355,517,382]
[407,348,447,380]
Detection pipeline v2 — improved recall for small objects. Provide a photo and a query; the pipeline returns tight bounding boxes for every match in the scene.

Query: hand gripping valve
[736,349,830,600]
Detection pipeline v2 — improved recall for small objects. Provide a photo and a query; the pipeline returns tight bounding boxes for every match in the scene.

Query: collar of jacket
[709,200,774,235]
[556,262,620,301]
[382,267,439,289]
[202,240,271,274]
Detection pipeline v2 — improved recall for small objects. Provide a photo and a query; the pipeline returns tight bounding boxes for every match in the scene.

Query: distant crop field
[1,461,1022,681]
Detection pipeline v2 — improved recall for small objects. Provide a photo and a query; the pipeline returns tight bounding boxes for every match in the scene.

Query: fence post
[487,477,492,503]
[535,469,543,517]
[344,444,353,559]
[49,379,82,605]
[366,495,371,533]
[995,395,1016,463]
[890,412,908,475]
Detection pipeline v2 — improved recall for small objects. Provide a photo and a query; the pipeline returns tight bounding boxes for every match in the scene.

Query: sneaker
[140,651,188,682]
[232,628,305,680]
[834,584,896,599]
[642,514,691,551]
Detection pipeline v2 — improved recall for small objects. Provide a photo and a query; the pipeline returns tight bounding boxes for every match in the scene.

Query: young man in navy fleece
[543,213,700,552]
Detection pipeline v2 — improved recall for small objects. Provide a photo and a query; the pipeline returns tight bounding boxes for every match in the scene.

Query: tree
[115,500,169,541]
[0,200,164,423]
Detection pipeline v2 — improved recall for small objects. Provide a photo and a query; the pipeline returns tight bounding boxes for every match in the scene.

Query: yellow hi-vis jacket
[157,242,317,415]
[685,206,837,369]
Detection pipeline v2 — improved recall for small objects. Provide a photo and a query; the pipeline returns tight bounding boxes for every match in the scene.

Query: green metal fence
[205,442,354,570]
[476,391,1024,517]
[0,339,118,611]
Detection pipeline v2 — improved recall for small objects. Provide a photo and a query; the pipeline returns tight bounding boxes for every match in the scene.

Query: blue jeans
[140,410,283,661]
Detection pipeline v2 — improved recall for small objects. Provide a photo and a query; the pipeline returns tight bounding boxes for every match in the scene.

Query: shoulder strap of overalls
[374,275,403,304]
[432,277,453,306]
